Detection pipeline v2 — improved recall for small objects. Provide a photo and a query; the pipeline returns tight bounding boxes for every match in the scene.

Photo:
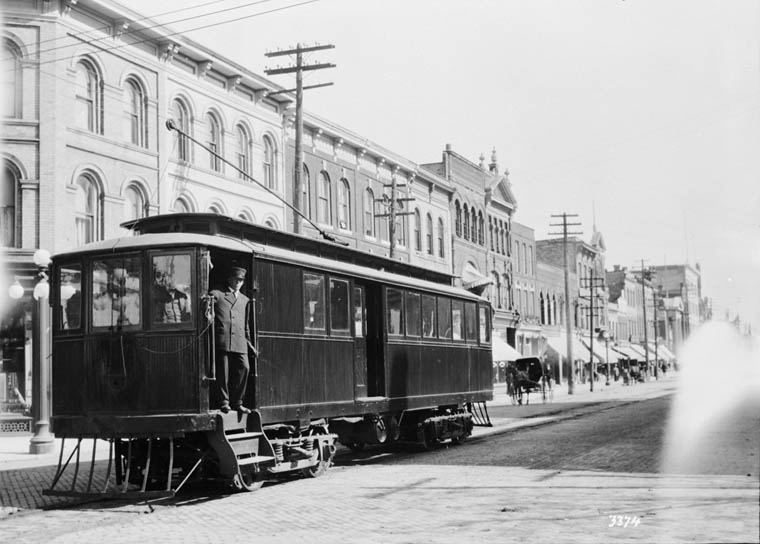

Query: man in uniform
[210,266,255,413]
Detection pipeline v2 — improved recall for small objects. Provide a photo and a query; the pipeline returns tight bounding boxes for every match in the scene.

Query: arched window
[426,213,433,255]
[172,197,191,213]
[263,135,275,189]
[2,40,22,118]
[301,164,311,219]
[478,212,484,245]
[208,204,223,214]
[124,185,146,222]
[463,206,470,241]
[317,171,331,225]
[205,112,222,172]
[470,208,477,241]
[489,218,494,251]
[338,178,351,230]
[455,201,462,237]
[125,79,147,147]
[491,272,501,308]
[1,164,18,247]
[236,124,251,179]
[75,174,101,246]
[515,241,522,272]
[437,217,445,258]
[364,188,375,237]
[378,191,389,242]
[172,99,191,162]
[528,245,533,275]
[75,60,101,133]
[413,209,422,251]
[264,218,277,229]
[540,292,545,324]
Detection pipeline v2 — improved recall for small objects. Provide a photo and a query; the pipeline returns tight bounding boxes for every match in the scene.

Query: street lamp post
[29,249,55,455]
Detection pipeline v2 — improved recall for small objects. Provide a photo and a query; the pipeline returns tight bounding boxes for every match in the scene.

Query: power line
[7,0,233,60]
[3,0,320,73]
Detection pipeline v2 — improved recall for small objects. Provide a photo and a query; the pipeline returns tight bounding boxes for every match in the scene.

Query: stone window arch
[2,39,23,118]
[75,59,103,134]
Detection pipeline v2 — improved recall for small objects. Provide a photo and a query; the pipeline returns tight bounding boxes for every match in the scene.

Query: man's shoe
[236,405,252,414]
[220,404,230,413]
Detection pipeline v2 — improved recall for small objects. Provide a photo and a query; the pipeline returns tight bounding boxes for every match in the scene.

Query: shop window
[92,256,141,329]
[303,273,325,332]
[151,254,193,326]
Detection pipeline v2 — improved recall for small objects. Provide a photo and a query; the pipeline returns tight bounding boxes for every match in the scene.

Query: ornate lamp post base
[29,420,56,454]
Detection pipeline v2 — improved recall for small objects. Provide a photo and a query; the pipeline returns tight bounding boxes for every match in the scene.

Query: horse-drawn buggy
[505,357,553,405]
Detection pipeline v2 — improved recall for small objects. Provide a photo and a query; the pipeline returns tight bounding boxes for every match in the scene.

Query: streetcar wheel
[234,468,265,492]
[302,438,335,478]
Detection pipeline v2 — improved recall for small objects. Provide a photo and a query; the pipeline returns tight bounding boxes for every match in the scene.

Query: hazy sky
[127,0,760,329]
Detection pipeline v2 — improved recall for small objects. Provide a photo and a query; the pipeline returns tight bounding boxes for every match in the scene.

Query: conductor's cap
[228,266,247,279]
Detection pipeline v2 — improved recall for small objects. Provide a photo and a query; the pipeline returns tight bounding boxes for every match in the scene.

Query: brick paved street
[1,375,758,544]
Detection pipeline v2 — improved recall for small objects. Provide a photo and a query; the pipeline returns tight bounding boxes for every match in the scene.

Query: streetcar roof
[55,233,485,302]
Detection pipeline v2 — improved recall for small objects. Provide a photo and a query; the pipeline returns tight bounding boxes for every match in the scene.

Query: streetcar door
[352,283,368,398]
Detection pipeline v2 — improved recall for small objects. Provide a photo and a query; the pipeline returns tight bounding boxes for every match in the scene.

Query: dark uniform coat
[210,289,251,353]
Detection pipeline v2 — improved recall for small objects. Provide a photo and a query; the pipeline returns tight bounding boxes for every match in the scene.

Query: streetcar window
[437,297,451,340]
[464,302,477,343]
[303,273,326,331]
[92,256,141,329]
[330,278,350,333]
[451,300,464,341]
[58,264,82,330]
[151,254,193,325]
[353,286,365,337]
[405,292,421,337]
[479,306,491,343]
[386,288,403,336]
[421,295,436,338]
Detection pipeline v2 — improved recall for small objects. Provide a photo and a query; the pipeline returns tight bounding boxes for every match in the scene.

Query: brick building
[421,146,520,346]
[1,0,293,417]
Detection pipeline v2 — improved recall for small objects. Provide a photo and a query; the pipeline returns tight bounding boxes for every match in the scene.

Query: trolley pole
[550,213,582,394]
[265,43,335,234]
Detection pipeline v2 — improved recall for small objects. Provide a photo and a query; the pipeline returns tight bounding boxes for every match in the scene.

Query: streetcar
[44,213,493,498]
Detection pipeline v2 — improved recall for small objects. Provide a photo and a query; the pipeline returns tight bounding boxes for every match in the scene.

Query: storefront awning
[544,334,591,361]
[657,345,677,360]
[628,344,647,358]
[492,336,522,362]
[461,263,492,293]
[579,338,609,364]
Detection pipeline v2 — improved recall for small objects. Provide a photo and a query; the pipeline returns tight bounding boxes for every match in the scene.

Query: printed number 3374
[608,515,641,528]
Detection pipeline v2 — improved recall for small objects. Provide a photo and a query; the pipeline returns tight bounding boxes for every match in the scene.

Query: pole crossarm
[266,82,334,96]
[264,62,336,75]
[265,44,335,57]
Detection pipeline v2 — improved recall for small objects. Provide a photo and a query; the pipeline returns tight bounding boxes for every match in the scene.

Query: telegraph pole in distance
[265,43,335,234]
[639,259,650,380]
[580,271,604,392]
[550,213,582,394]
[375,173,415,259]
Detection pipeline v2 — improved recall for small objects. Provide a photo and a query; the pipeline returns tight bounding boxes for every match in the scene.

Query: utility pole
[265,43,335,234]
[653,285,661,380]
[374,174,415,259]
[550,213,582,394]
[580,270,604,392]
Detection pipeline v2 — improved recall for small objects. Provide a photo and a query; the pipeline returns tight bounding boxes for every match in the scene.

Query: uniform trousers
[215,350,249,408]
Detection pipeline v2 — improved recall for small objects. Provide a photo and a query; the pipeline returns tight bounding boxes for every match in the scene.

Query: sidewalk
[0,374,679,472]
